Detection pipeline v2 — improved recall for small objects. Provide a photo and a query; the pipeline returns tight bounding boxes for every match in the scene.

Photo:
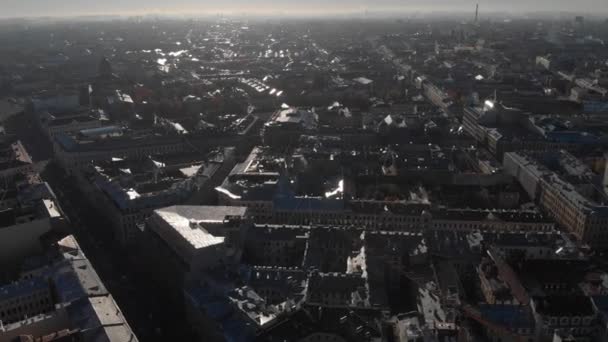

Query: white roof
[354,77,373,85]
[153,206,247,253]
[155,207,225,250]
[180,164,202,177]
[273,108,317,129]
[42,199,61,218]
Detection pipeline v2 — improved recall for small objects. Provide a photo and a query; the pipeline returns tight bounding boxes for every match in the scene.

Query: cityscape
[1,3,608,342]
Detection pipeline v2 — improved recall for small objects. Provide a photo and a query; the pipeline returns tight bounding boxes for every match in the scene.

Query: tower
[603,152,608,195]
[475,4,479,23]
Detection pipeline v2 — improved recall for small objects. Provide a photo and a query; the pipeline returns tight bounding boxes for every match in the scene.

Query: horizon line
[1,7,607,21]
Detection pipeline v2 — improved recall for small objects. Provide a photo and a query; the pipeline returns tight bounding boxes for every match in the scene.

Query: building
[262,107,318,147]
[219,147,556,235]
[463,104,578,160]
[0,141,43,183]
[243,266,307,306]
[216,146,282,221]
[423,81,451,109]
[254,191,430,231]
[0,277,54,324]
[0,235,138,342]
[0,98,24,123]
[306,272,370,308]
[140,205,261,341]
[53,127,187,172]
[77,151,228,245]
[430,208,554,232]
[140,205,250,297]
[472,304,536,342]
[0,181,66,269]
[505,152,608,247]
[35,107,105,140]
[184,282,282,342]
[365,230,428,294]
[254,307,383,342]
[503,151,552,201]
[30,92,81,114]
[478,256,524,306]
[243,225,308,267]
[532,296,598,342]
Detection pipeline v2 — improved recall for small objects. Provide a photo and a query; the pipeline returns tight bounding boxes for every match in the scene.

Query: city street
[42,162,197,341]
[2,107,198,341]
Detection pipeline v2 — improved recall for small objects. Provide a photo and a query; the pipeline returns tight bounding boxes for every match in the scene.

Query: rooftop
[0,182,62,228]
[54,129,186,153]
[2,235,138,342]
[152,205,247,258]
[266,107,318,130]
[0,140,32,171]
[307,272,370,308]
[432,208,551,223]
[507,152,608,215]
[88,153,219,210]
[534,295,595,317]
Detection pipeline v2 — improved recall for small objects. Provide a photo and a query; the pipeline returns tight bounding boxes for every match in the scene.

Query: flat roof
[154,205,247,251]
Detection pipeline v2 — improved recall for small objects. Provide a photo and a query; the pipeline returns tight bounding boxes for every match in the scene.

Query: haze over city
[2,0,608,341]
[2,0,608,18]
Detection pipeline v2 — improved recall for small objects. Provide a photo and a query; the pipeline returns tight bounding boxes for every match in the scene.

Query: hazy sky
[2,0,607,18]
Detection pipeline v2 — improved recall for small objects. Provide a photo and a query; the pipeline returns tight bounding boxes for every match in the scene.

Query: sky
[1,0,607,18]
